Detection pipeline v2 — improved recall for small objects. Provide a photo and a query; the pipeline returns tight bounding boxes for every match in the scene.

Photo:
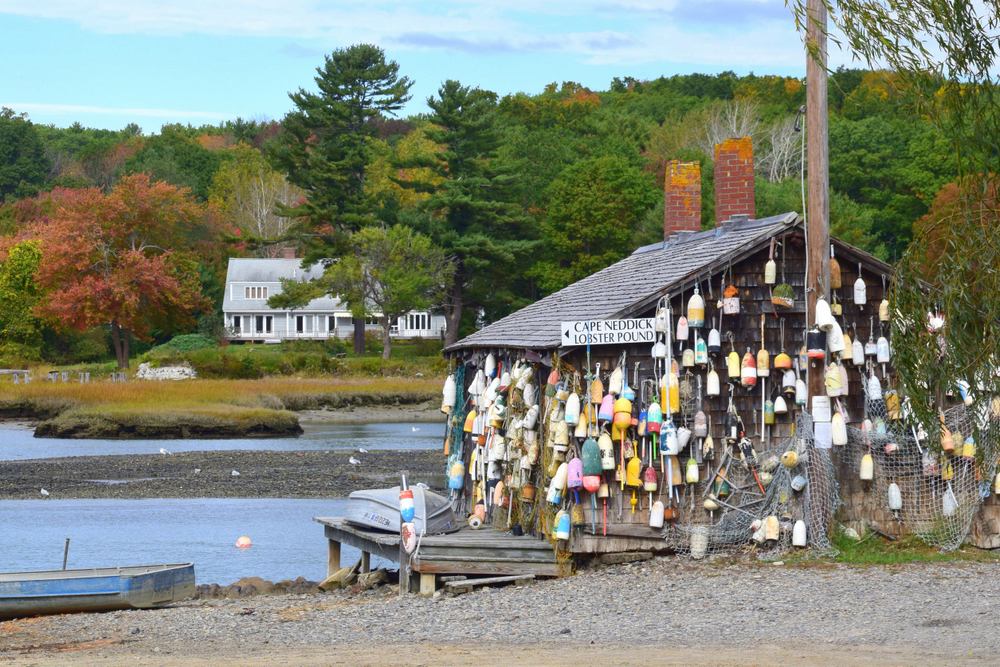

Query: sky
[0,0,855,132]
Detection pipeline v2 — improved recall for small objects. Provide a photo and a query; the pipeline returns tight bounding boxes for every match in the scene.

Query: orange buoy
[235,535,252,549]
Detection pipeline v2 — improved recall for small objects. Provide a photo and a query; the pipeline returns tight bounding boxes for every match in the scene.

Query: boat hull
[0,563,195,620]
[344,486,458,535]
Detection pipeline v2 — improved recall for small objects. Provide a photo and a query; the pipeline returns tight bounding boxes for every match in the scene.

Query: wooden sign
[560,319,655,347]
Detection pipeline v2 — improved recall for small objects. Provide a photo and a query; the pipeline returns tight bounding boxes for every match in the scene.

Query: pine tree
[397,80,532,345]
[268,44,412,352]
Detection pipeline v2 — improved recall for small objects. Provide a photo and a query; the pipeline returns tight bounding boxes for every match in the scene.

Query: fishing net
[843,390,1000,552]
[664,413,840,559]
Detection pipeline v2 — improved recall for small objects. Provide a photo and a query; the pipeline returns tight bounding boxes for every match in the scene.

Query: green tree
[0,240,43,358]
[274,226,451,359]
[0,108,50,201]
[123,125,229,200]
[396,80,532,344]
[531,155,658,294]
[268,43,412,352]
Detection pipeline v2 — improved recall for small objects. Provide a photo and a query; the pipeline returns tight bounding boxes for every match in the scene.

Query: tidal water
[0,421,443,461]
[0,498,390,584]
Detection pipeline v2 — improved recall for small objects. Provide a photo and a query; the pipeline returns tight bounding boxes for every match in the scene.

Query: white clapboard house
[222,257,447,342]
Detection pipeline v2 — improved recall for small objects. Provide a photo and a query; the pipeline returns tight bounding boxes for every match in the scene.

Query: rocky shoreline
[0,449,445,499]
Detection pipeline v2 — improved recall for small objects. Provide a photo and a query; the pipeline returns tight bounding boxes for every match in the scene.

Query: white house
[222,258,447,342]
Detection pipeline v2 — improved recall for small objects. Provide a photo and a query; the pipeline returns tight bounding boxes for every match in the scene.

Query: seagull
[159,447,172,455]
[40,488,49,497]
[231,470,240,477]
[348,456,361,466]
[194,468,201,474]
[411,426,420,432]
[356,447,369,454]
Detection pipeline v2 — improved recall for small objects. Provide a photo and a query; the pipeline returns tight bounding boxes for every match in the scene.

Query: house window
[244,286,268,300]
[255,315,272,334]
[232,316,241,332]
[328,316,336,332]
[407,312,428,331]
[295,315,312,334]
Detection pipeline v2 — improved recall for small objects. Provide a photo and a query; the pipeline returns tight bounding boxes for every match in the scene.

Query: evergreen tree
[268,44,411,352]
[397,80,532,345]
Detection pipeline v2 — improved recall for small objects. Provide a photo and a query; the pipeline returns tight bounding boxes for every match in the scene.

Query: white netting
[844,391,1000,552]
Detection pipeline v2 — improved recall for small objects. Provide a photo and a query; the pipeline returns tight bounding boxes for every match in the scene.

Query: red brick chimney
[714,137,756,223]
[664,160,702,239]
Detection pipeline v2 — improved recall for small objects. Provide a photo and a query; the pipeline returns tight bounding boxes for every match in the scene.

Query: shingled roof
[447,212,801,352]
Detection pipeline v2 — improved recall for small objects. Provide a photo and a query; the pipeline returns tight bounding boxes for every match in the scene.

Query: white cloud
[0,0,841,70]
[1,102,230,120]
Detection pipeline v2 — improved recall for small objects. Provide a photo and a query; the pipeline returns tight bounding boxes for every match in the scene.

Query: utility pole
[805,0,830,402]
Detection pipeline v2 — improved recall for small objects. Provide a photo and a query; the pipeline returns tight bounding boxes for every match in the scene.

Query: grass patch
[784,528,1000,566]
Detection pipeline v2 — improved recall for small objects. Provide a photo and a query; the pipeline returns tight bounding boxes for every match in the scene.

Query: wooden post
[327,539,341,578]
[398,541,412,594]
[805,0,830,402]
[360,551,371,574]
[419,573,436,596]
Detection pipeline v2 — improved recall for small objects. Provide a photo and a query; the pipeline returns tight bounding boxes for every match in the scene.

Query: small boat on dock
[344,485,458,535]
[0,563,195,620]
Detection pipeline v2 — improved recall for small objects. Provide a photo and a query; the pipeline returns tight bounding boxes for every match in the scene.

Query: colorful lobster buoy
[688,287,705,328]
[806,327,827,360]
[547,462,568,504]
[448,457,466,490]
[740,349,757,388]
[695,336,708,365]
[567,457,584,502]
[685,457,699,484]
[708,327,722,355]
[727,349,740,381]
[565,392,581,426]
[553,510,571,540]
[399,487,415,523]
[598,431,616,471]
[598,394,614,423]
[676,315,689,343]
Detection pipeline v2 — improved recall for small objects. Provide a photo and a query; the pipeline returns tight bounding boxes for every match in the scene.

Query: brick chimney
[664,160,702,239]
[714,136,756,223]
[279,246,296,259]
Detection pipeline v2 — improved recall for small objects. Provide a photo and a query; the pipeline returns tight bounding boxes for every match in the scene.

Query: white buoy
[792,520,807,547]
[860,453,874,481]
[235,535,252,549]
[888,483,902,511]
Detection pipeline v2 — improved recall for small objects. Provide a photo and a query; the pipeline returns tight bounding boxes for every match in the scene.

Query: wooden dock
[315,517,571,595]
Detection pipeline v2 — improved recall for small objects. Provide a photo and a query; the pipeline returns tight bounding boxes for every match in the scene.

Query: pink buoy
[235,535,252,549]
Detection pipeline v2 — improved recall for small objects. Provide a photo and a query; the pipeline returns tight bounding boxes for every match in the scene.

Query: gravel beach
[0,449,444,499]
[2,559,999,665]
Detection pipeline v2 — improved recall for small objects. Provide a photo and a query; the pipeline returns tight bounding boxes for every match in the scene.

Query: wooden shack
[441,205,897,558]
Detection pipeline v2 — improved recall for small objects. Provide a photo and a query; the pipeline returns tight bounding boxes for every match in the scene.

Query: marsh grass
[0,377,442,438]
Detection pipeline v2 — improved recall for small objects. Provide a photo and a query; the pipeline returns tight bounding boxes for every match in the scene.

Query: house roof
[447,211,892,353]
[222,258,345,312]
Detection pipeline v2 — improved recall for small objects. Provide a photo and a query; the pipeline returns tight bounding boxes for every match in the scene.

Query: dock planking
[315,517,570,594]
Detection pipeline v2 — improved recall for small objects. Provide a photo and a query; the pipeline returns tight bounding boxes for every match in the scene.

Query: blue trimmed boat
[0,563,195,620]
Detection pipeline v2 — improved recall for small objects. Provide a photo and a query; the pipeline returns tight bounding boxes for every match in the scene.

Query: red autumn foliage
[13,174,219,367]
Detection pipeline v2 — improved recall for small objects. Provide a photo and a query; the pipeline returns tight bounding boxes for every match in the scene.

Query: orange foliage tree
[15,174,216,368]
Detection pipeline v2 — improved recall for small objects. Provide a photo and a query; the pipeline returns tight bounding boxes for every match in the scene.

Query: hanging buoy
[647,400,663,434]
[860,453,874,481]
[643,465,658,493]
[774,350,792,369]
[589,365,604,404]
[740,349,757,388]
[695,336,708,365]
[764,258,777,285]
[685,457,699,484]
[828,320,845,354]
[553,420,569,450]
[829,244,842,289]
[708,327,722,355]
[448,458,466,490]
[441,374,456,414]
[792,520,807,547]
[609,366,624,396]
[649,500,665,528]
[876,335,890,363]
[825,362,843,397]
[782,369,796,393]
[682,347,695,368]
[598,394,614,422]
[815,296,835,332]
[582,437,601,475]
[806,327,827,360]
[598,431,616,470]
[523,404,539,430]
[668,373,680,414]
[574,413,589,439]
[676,315,689,342]
[547,462,568,504]
[727,350,740,380]
[498,370,512,392]
[842,328,853,354]
[693,410,708,437]
[484,353,496,378]
[688,288,705,328]
[791,474,807,491]
[470,369,485,396]
[838,364,850,397]
[774,395,788,415]
[707,368,721,396]
[852,336,865,366]
[663,420,680,455]
[702,433,715,459]
[565,393,581,425]
[613,397,632,430]
[757,347,770,378]
[867,372,883,401]
[523,382,537,406]
[943,483,958,517]
[723,284,740,314]
[795,378,807,406]
[652,340,667,359]
[764,400,775,425]
[888,482,902,511]
[654,306,668,333]
[853,266,867,305]
[832,410,848,445]
[625,456,642,487]
[553,510,571,540]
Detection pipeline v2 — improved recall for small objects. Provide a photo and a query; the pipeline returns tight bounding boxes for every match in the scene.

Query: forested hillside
[0,66,955,364]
